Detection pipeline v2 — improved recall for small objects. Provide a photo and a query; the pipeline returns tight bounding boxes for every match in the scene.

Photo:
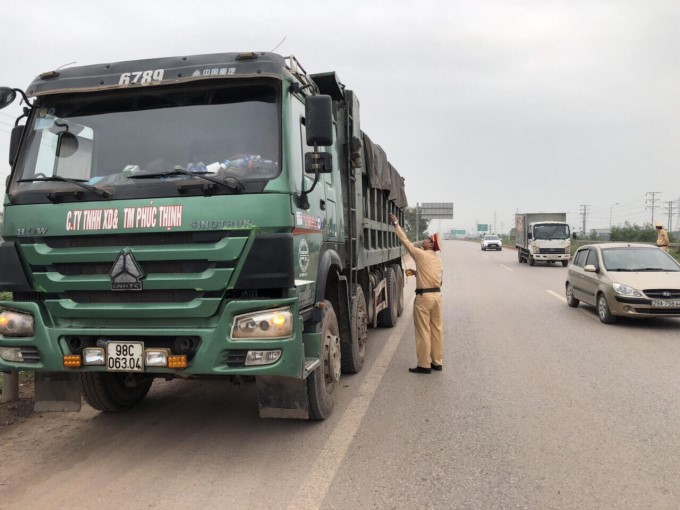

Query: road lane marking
[288,293,416,510]
[499,264,514,272]
[546,289,566,302]
[546,289,600,321]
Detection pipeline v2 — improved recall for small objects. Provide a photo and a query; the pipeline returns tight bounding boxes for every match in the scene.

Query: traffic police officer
[389,213,443,374]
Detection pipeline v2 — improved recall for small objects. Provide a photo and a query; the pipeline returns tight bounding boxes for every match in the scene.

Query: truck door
[290,96,327,288]
[322,133,340,241]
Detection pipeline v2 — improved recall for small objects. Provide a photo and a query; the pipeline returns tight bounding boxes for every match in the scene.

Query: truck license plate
[106,342,144,372]
[651,299,680,308]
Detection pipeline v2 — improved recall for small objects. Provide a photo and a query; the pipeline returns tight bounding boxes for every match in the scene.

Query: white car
[481,235,502,251]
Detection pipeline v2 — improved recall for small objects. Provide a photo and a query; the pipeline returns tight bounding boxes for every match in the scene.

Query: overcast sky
[1,0,679,234]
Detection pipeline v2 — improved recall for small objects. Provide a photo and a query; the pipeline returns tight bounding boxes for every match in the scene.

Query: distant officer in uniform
[389,213,443,374]
[656,222,669,252]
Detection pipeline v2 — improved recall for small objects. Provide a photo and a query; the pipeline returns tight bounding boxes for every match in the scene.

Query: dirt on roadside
[0,378,35,427]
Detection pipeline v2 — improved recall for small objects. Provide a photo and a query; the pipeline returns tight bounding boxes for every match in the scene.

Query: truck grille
[20,347,41,363]
[538,248,567,254]
[16,230,250,319]
[66,290,206,303]
[222,349,248,367]
[41,231,239,248]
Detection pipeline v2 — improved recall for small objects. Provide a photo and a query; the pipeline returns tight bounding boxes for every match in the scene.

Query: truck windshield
[533,224,570,240]
[10,83,280,202]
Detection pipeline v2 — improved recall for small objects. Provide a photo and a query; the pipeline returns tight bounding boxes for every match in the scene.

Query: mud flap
[256,376,310,419]
[34,372,82,412]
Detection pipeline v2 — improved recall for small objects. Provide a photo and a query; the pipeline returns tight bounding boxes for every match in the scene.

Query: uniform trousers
[413,292,443,368]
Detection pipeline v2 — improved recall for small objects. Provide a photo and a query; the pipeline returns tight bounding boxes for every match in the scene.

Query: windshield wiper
[19,176,112,198]
[629,268,665,272]
[127,167,244,193]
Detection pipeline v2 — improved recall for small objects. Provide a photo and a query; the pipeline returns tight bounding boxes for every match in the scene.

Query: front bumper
[0,298,307,378]
[532,253,570,261]
[612,295,680,317]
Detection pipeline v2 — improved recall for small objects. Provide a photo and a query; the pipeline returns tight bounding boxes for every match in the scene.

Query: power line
[646,191,661,225]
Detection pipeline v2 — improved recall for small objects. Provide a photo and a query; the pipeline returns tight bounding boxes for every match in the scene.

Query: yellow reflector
[63,355,82,368]
[168,355,187,369]
[0,316,9,326]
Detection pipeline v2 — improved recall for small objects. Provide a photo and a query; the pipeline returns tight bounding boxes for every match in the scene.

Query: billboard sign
[420,202,453,220]
[477,224,489,232]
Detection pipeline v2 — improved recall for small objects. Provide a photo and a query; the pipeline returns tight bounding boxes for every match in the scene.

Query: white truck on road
[515,213,571,266]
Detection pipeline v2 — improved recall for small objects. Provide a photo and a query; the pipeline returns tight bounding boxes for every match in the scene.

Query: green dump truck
[0,52,407,420]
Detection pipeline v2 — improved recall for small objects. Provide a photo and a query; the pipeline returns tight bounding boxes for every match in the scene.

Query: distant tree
[403,207,430,242]
[610,222,658,243]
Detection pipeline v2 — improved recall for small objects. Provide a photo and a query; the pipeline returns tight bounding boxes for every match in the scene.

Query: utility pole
[493,212,497,234]
[416,203,420,241]
[579,204,589,235]
[665,200,675,233]
[646,191,661,225]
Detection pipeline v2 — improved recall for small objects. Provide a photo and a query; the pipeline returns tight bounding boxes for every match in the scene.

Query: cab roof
[26,52,288,97]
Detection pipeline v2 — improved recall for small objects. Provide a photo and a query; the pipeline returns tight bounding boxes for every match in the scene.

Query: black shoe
[409,366,432,374]
[431,363,443,371]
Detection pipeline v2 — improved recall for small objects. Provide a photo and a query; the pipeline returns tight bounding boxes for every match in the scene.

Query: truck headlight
[231,307,293,339]
[533,246,540,254]
[0,310,35,337]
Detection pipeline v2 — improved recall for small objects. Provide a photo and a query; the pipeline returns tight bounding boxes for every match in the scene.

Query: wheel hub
[326,333,341,383]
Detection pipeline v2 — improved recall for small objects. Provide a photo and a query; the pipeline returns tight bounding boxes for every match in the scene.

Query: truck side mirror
[9,125,24,166]
[0,87,17,110]
[527,232,533,240]
[305,95,333,147]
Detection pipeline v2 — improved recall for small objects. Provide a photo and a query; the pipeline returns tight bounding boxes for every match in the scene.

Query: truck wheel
[517,250,523,263]
[561,260,568,267]
[597,293,617,324]
[308,300,340,420]
[391,264,404,317]
[81,372,153,412]
[341,286,368,374]
[529,255,535,266]
[377,268,398,328]
[565,283,580,307]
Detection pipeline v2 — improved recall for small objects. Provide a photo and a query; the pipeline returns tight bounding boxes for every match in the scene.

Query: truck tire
[528,255,535,266]
[341,285,368,374]
[377,268,398,328]
[81,372,153,412]
[517,250,523,263]
[308,300,340,420]
[391,264,404,317]
[561,260,568,267]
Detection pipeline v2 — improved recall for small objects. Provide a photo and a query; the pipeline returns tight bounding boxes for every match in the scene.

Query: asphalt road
[2,240,680,509]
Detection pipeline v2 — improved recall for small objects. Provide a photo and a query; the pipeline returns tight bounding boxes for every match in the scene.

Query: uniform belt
[416,288,440,295]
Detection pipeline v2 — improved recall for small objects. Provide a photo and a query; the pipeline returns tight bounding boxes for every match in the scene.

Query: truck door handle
[320,199,326,210]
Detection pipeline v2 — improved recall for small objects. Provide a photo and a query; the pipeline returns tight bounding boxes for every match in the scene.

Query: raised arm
[389,213,420,260]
